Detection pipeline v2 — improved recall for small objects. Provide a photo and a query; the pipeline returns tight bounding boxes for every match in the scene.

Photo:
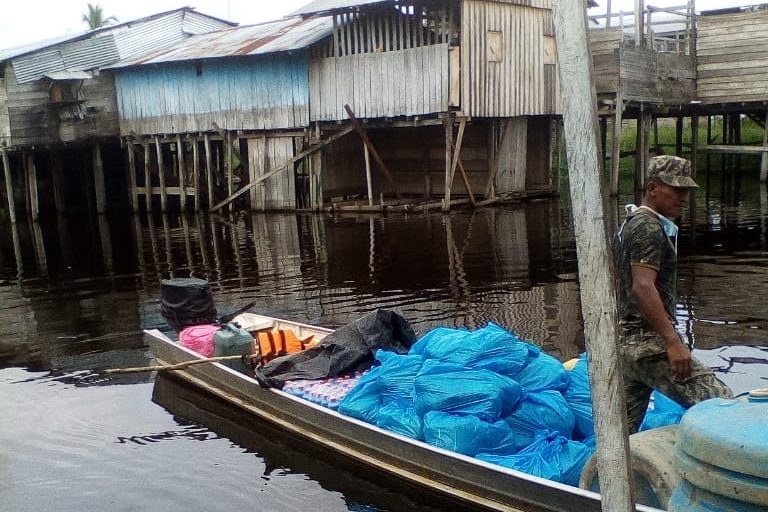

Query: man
[615,155,731,433]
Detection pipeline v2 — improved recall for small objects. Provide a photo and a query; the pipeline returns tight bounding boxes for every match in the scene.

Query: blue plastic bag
[505,390,576,448]
[477,431,594,486]
[639,390,686,432]
[408,323,534,377]
[376,398,423,439]
[375,350,423,402]
[338,366,383,424]
[514,348,570,392]
[422,411,520,456]
[413,360,523,421]
[562,353,595,439]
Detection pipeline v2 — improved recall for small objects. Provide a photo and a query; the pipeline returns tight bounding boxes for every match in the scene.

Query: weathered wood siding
[697,10,768,104]
[461,0,559,117]
[2,64,119,147]
[116,54,309,136]
[590,28,622,95]
[0,75,9,142]
[246,136,296,210]
[309,43,450,121]
[619,47,695,103]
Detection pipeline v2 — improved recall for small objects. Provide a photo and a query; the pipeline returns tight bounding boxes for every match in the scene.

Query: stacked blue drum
[668,390,768,511]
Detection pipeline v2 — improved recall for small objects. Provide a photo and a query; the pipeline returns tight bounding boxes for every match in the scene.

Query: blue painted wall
[114,52,310,135]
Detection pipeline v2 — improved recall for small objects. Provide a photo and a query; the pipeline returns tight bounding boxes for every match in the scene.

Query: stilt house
[0,8,234,221]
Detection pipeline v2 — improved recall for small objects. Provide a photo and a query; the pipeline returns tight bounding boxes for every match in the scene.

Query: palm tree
[82,3,118,30]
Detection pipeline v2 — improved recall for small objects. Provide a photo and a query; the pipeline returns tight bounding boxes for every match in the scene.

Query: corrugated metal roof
[292,0,392,16]
[0,7,236,62]
[109,16,334,68]
[43,70,93,80]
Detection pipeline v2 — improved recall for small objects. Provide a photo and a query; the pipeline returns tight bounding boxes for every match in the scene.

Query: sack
[338,366,383,424]
[376,398,423,440]
[562,353,595,440]
[375,350,424,402]
[413,360,523,421]
[409,323,534,377]
[160,278,216,332]
[514,348,570,393]
[422,411,519,456]
[179,323,220,357]
[505,391,576,449]
[639,390,685,432]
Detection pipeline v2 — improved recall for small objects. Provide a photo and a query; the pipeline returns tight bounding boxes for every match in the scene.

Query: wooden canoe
[145,314,662,512]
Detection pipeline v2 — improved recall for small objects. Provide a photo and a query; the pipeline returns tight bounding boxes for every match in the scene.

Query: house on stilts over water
[0,8,235,222]
[110,0,566,213]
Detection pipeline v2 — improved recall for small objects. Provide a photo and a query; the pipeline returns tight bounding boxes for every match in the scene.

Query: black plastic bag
[254,309,417,388]
[160,278,216,332]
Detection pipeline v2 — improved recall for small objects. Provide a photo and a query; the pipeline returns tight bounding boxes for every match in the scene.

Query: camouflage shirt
[616,208,677,331]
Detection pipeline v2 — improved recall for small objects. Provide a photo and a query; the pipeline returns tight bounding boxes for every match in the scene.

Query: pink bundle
[179,324,221,357]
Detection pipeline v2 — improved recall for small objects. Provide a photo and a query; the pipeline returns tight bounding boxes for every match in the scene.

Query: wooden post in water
[50,150,65,213]
[92,143,106,214]
[155,136,167,212]
[177,134,186,211]
[364,144,373,206]
[144,141,152,212]
[761,109,768,183]
[443,116,454,211]
[675,116,684,157]
[26,151,40,220]
[204,134,213,209]
[192,137,200,211]
[552,2,635,512]
[610,92,623,196]
[126,143,138,212]
[1,148,15,223]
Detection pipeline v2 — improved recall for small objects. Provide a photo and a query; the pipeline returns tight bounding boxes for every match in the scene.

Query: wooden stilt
[760,109,768,183]
[26,152,40,220]
[226,132,233,213]
[2,149,17,223]
[97,213,113,273]
[344,105,400,199]
[310,151,323,210]
[155,136,167,212]
[705,115,712,172]
[652,115,660,155]
[675,116,684,156]
[484,120,510,199]
[31,218,47,275]
[610,92,623,196]
[364,144,373,206]
[204,134,213,209]
[600,116,608,169]
[49,150,66,213]
[92,143,106,214]
[691,113,699,180]
[144,142,152,212]
[177,135,187,211]
[443,116,454,211]
[192,137,200,211]
[126,143,138,212]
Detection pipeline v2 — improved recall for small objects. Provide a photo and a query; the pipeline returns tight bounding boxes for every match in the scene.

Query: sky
[0,0,756,51]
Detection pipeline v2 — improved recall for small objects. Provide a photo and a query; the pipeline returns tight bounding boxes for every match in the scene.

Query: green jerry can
[213,322,254,374]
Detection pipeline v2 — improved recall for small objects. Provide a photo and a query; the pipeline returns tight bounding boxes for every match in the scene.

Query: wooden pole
[364,144,374,206]
[177,134,187,211]
[443,116,454,211]
[344,105,401,199]
[104,353,261,374]
[126,143,138,212]
[449,118,475,206]
[192,137,200,211]
[92,143,106,214]
[675,116,684,156]
[226,132,233,213]
[50,150,66,213]
[610,92,623,196]
[155,136,167,212]
[552,2,635,512]
[761,109,768,183]
[143,142,152,212]
[204,134,213,209]
[26,151,40,220]
[1,149,15,223]
[691,113,699,180]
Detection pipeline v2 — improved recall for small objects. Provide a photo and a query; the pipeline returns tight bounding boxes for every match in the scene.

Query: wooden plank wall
[0,75,10,142]
[620,47,695,103]
[697,10,768,104]
[461,0,557,117]
[309,44,450,121]
[116,54,309,136]
[58,72,120,143]
[246,136,296,211]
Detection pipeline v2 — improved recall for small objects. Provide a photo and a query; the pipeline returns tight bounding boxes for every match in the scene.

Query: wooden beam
[26,151,39,220]
[143,142,152,212]
[192,137,200,211]
[364,144,374,206]
[344,105,401,199]
[92,144,106,214]
[552,1,635,512]
[610,93,624,196]
[211,124,355,213]
[448,117,467,189]
[177,134,187,211]
[1,149,15,224]
[126,143,138,212]
[226,132,233,213]
[155,136,167,212]
[204,134,213,209]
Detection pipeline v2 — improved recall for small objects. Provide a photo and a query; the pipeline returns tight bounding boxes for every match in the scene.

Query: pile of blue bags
[337,323,596,486]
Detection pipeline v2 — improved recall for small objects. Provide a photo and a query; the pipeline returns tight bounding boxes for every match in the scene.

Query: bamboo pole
[552,1,635,512]
[104,354,259,374]
[1,149,15,223]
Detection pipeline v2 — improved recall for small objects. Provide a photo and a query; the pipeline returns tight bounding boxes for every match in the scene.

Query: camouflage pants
[619,328,732,434]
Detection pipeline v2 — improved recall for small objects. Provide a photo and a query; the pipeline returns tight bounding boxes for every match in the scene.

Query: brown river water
[1,166,766,511]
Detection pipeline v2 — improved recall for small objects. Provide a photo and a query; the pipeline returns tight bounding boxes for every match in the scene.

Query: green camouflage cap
[647,155,698,188]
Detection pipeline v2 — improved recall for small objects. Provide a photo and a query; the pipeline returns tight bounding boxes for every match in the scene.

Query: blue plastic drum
[669,391,768,511]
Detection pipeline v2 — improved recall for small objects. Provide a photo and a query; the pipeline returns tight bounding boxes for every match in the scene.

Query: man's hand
[665,334,692,380]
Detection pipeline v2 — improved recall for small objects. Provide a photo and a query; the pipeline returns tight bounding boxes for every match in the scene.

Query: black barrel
[160,278,216,332]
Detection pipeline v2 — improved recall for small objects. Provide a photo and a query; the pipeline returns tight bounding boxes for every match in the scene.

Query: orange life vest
[255,329,315,363]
